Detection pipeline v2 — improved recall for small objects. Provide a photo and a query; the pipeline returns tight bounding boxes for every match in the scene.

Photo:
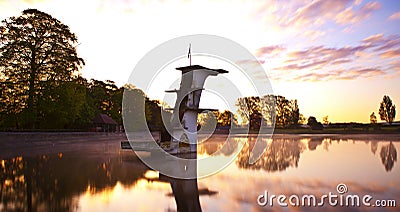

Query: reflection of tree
[219,138,239,156]
[236,138,305,172]
[380,142,397,172]
[198,137,239,157]
[370,142,378,155]
[0,154,148,211]
[308,137,324,151]
[198,142,220,156]
[0,157,26,211]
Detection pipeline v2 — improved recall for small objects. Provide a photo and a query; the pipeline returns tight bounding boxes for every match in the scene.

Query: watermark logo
[122,34,274,179]
[336,183,348,194]
[257,183,397,208]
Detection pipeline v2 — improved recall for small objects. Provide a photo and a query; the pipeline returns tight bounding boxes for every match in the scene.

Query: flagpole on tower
[188,43,191,66]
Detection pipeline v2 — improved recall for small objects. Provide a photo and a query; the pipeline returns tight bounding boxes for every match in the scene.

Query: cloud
[273,0,380,29]
[255,45,285,57]
[303,29,326,41]
[236,59,265,65]
[282,0,351,27]
[291,67,384,82]
[354,0,363,6]
[348,67,385,77]
[380,49,400,58]
[263,33,400,82]
[335,1,381,25]
[388,11,400,20]
[331,58,352,65]
[362,33,384,44]
[389,60,400,73]
[362,34,400,51]
[277,45,369,72]
[277,59,329,71]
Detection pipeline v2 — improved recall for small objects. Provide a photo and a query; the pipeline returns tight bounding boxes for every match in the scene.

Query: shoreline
[1,132,399,160]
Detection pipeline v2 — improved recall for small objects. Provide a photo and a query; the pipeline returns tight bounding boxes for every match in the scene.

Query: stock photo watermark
[257,183,398,208]
[122,34,274,179]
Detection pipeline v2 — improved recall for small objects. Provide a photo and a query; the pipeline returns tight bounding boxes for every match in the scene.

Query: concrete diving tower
[166,65,228,153]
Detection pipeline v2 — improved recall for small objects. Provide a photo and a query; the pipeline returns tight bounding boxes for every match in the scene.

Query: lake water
[1,134,399,211]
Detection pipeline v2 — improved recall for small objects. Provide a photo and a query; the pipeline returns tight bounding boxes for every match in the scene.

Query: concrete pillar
[167,65,228,153]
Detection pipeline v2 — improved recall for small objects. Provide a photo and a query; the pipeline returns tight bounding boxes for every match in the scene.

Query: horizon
[1,0,399,123]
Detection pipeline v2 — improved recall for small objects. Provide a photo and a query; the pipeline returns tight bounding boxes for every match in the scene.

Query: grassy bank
[272,125,400,134]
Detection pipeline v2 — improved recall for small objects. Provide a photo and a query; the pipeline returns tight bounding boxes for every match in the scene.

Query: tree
[298,114,306,125]
[307,116,323,130]
[379,95,396,125]
[0,9,84,128]
[370,112,377,124]
[197,111,217,132]
[216,110,235,127]
[289,99,300,127]
[323,116,329,125]
[36,79,87,129]
[236,96,262,130]
[275,96,291,127]
[87,79,122,124]
[236,95,301,129]
[260,95,276,126]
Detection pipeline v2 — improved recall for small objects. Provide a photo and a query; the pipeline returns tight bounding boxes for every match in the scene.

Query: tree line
[235,95,302,130]
[0,76,124,130]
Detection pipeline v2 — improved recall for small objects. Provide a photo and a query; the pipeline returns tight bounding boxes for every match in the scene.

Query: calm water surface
[1,134,399,211]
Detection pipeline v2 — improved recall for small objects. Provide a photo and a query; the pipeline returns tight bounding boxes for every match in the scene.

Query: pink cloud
[262,33,400,81]
[278,44,369,72]
[389,60,400,73]
[272,0,379,29]
[303,29,326,40]
[362,34,400,51]
[236,59,265,65]
[290,67,384,82]
[362,33,384,44]
[388,11,400,20]
[255,45,285,57]
[335,1,381,25]
[380,49,400,58]
[282,0,350,27]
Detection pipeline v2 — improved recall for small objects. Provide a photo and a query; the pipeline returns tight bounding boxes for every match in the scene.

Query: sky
[0,0,399,123]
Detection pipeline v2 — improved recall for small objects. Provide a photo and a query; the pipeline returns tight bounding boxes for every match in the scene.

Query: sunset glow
[1,0,399,123]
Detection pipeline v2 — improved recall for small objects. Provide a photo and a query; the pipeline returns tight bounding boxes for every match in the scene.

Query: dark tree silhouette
[0,9,84,128]
[87,79,122,124]
[370,112,377,124]
[307,116,323,130]
[378,95,396,125]
[236,95,300,129]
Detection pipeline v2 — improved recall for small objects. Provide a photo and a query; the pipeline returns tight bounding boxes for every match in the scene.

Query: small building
[93,114,118,132]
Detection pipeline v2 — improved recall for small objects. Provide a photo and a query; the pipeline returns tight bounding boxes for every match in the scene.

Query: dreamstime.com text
[257,183,398,208]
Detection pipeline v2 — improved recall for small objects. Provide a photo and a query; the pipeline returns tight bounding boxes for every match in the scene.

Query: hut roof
[93,114,118,125]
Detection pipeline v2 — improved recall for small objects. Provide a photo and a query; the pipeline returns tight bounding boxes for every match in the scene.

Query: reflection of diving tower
[166,65,228,153]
